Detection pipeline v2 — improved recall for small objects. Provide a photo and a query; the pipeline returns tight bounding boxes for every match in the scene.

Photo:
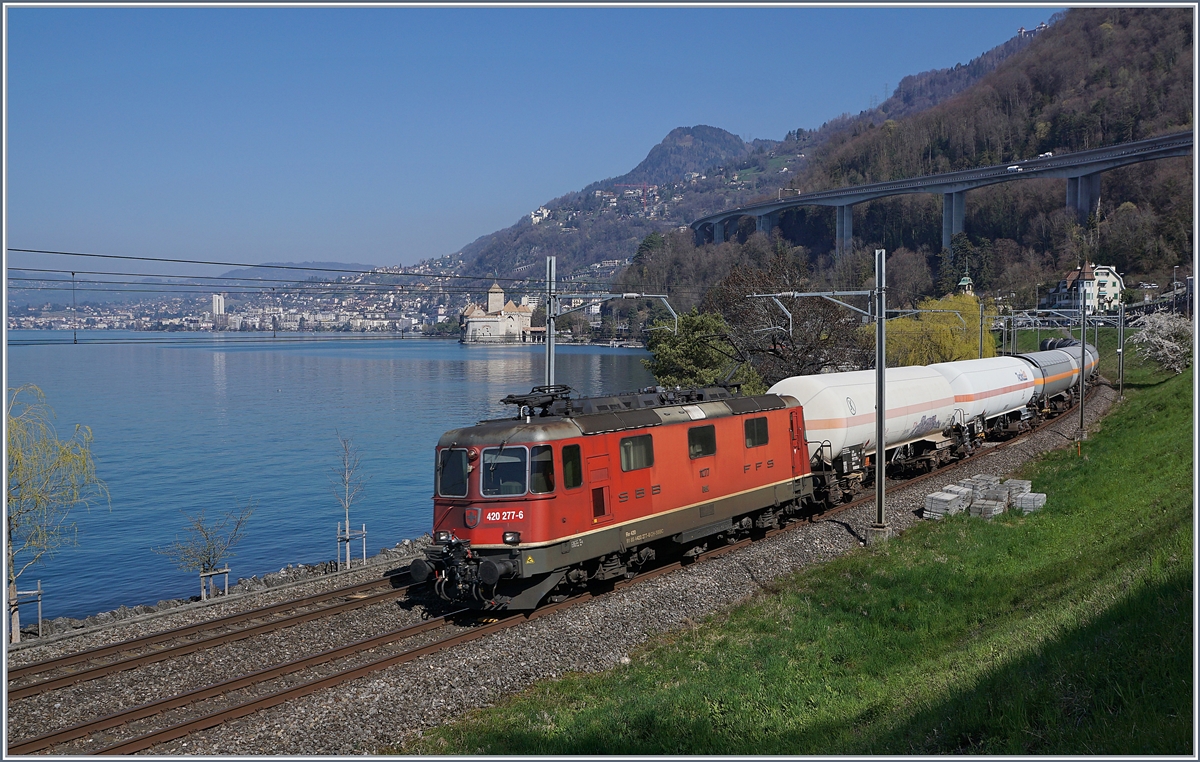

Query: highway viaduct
[690,131,1193,256]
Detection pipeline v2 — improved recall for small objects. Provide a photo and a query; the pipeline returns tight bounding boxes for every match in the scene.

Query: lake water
[6,331,655,619]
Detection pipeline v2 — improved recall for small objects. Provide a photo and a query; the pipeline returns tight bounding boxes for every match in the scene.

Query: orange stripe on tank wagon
[805,396,954,430]
[953,380,1034,402]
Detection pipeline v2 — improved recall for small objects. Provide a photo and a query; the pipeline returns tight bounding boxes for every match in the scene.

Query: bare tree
[331,433,369,569]
[154,502,255,599]
[1128,312,1193,374]
[7,385,109,643]
[704,251,871,384]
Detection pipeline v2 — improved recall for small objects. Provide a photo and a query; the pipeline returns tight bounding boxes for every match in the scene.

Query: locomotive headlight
[434,530,452,544]
[502,531,521,545]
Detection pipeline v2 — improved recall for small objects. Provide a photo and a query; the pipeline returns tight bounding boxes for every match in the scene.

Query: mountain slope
[604,125,758,188]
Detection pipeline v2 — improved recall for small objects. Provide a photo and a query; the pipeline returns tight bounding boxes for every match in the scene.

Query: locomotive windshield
[482,446,528,496]
[437,448,469,497]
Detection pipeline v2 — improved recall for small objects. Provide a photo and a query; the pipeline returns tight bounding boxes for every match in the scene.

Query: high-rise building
[212,294,225,315]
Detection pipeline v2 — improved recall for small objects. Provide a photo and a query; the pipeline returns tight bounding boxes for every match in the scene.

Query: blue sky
[6,6,1062,275]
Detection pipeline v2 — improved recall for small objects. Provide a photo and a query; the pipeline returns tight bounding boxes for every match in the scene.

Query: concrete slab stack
[957,474,1001,503]
[969,495,1007,519]
[924,491,966,520]
[943,484,974,509]
[1003,479,1032,497]
[981,485,1012,508]
[1013,492,1048,514]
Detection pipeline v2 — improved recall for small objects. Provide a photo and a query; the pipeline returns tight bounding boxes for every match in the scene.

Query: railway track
[8,532,761,756]
[93,537,766,756]
[8,573,413,699]
[8,389,1097,755]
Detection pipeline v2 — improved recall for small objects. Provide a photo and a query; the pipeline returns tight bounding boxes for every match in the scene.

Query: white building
[1041,263,1125,314]
[212,294,225,315]
[460,283,534,343]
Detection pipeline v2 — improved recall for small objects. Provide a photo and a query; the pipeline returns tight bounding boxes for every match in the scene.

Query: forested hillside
[803,8,1190,186]
[622,7,1191,320]
[788,7,1191,283]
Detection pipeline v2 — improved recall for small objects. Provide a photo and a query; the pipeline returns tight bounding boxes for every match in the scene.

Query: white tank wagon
[930,356,1038,436]
[768,366,958,481]
[766,344,1099,504]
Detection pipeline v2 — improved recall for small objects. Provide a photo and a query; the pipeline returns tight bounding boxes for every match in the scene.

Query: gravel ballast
[6,384,1119,755]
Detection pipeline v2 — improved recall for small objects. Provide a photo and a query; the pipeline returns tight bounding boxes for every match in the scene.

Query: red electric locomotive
[409,385,818,609]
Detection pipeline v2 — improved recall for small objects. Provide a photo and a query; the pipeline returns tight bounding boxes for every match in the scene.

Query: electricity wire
[6,271,696,299]
[6,247,652,290]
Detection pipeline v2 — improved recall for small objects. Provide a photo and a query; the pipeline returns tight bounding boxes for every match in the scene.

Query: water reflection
[212,351,227,424]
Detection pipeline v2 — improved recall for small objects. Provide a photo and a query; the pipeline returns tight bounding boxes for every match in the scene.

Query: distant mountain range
[7,20,1058,310]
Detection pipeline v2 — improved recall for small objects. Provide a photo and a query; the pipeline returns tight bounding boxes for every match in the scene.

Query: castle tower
[487,282,505,314]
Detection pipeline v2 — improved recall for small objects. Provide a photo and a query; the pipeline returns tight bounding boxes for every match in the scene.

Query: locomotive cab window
[562,444,583,489]
[437,448,469,498]
[481,446,528,496]
[530,445,555,494]
[688,425,716,459]
[619,434,654,472]
[745,417,769,448]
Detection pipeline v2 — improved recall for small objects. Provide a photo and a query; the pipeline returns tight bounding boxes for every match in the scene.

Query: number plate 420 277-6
[485,510,524,522]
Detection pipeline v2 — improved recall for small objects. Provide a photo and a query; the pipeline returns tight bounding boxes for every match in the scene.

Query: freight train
[409,339,1097,609]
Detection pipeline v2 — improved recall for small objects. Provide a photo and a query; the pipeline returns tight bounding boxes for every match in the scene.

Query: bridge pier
[756,212,777,236]
[1067,172,1102,223]
[941,191,965,252]
[713,218,726,244]
[836,204,853,257]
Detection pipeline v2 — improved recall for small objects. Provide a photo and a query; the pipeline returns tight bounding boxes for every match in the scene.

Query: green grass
[398,365,1193,755]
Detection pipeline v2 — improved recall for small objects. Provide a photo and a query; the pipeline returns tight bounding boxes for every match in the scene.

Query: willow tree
[885,293,997,366]
[6,385,108,643]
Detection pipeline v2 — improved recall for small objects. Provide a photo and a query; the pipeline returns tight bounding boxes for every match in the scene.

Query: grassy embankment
[401,340,1193,755]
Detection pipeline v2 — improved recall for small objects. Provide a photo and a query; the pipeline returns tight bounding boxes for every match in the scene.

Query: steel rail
[36,538,752,755]
[8,611,464,755]
[7,571,408,686]
[90,609,568,755]
[8,582,415,700]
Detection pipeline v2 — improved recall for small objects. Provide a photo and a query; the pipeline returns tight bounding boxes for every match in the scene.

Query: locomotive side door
[587,454,612,525]
[688,422,718,502]
[789,409,811,476]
